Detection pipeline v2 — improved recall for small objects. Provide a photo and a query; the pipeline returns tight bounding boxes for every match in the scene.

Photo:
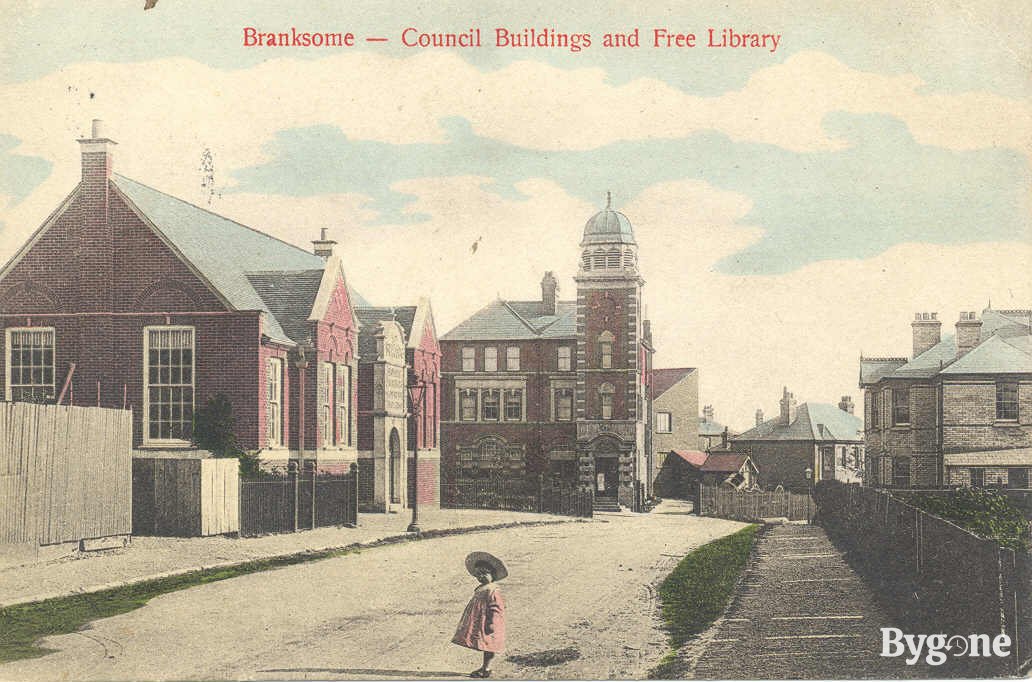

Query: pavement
[0,507,584,608]
[0,499,745,681]
[685,524,935,680]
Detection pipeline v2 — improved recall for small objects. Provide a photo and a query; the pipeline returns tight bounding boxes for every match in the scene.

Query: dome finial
[605,190,611,209]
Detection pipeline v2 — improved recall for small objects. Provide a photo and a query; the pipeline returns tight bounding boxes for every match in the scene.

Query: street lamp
[407,381,427,533]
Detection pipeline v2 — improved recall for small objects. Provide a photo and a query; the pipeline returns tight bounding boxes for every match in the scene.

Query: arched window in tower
[598,331,614,369]
[622,251,634,268]
[592,252,606,269]
[598,382,615,420]
[582,253,592,270]
[606,251,621,268]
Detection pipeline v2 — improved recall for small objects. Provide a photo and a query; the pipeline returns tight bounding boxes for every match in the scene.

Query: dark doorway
[389,428,401,503]
[595,457,620,496]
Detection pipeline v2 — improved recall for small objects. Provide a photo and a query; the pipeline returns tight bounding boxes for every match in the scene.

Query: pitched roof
[652,368,696,398]
[941,334,1032,374]
[734,402,863,443]
[700,453,751,473]
[866,309,1032,382]
[698,418,727,437]
[671,450,708,467]
[442,299,577,341]
[356,306,418,360]
[860,357,908,386]
[246,270,323,345]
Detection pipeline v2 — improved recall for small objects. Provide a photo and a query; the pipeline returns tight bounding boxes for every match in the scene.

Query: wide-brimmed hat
[465,551,508,581]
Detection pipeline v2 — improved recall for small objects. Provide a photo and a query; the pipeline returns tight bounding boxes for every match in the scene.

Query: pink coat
[452,583,506,653]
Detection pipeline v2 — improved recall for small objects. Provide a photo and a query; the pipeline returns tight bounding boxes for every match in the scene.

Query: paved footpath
[0,507,580,608]
[687,524,934,680]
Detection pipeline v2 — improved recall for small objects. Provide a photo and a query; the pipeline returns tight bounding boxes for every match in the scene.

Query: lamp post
[407,381,427,533]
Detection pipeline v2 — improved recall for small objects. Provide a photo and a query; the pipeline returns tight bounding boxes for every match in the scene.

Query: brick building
[729,388,864,491]
[651,367,699,495]
[439,198,656,508]
[0,121,367,472]
[355,302,441,511]
[860,308,1032,488]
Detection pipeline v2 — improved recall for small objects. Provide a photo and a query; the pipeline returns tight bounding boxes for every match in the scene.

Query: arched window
[606,251,621,268]
[592,253,606,269]
[582,253,592,270]
[622,251,634,268]
[598,382,615,420]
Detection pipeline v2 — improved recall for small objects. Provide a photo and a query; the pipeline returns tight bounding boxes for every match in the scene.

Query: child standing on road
[452,551,507,678]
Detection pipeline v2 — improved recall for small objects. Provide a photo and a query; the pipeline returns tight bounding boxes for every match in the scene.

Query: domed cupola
[578,192,639,275]
[581,192,636,247]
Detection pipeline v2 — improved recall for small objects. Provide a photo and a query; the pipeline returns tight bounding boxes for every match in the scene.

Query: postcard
[0,1,1030,680]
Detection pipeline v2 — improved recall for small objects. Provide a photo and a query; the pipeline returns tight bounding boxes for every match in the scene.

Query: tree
[192,393,262,478]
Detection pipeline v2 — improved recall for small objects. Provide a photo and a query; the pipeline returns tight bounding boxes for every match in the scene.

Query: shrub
[911,488,1030,552]
[191,393,261,478]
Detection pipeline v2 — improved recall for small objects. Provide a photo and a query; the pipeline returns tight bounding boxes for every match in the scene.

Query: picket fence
[697,484,814,521]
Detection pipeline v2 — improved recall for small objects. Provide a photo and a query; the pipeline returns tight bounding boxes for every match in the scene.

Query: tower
[574,193,649,506]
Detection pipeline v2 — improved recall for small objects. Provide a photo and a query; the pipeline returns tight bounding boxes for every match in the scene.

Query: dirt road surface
[0,502,743,681]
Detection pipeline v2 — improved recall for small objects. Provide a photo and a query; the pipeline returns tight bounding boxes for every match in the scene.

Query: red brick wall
[942,379,1032,451]
[408,456,439,505]
[440,422,577,484]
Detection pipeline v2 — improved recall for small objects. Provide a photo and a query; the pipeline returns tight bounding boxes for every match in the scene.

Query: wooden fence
[133,458,239,536]
[815,481,1030,677]
[698,484,814,521]
[0,402,132,547]
[239,464,358,537]
[441,477,593,518]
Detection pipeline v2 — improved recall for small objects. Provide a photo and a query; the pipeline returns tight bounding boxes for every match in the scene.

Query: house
[439,197,656,509]
[651,367,699,490]
[860,308,1032,488]
[656,449,707,499]
[698,453,759,490]
[0,120,362,473]
[355,302,441,511]
[656,449,759,498]
[730,388,864,491]
[698,404,732,451]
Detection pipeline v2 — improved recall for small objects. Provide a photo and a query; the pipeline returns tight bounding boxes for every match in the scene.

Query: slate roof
[112,174,368,345]
[246,270,324,345]
[442,300,577,341]
[861,309,1032,383]
[356,306,418,360]
[734,403,863,443]
[700,453,752,473]
[698,418,727,437]
[652,368,696,399]
[671,450,708,468]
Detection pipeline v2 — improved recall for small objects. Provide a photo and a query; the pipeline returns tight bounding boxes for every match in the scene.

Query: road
[0,502,743,681]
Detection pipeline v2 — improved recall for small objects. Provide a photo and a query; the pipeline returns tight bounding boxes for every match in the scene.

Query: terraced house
[439,199,658,509]
[860,308,1032,488]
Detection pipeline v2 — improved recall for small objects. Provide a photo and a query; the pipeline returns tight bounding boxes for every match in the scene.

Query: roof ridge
[113,174,321,262]
[502,300,542,335]
[861,356,909,362]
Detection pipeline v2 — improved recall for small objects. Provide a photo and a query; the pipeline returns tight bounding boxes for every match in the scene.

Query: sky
[0,0,1029,430]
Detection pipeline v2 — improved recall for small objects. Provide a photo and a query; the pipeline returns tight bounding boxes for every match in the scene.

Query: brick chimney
[839,395,854,414]
[911,312,941,358]
[312,227,337,259]
[77,119,116,311]
[755,409,764,426]
[541,271,558,315]
[702,405,714,422]
[956,311,982,357]
[779,386,797,425]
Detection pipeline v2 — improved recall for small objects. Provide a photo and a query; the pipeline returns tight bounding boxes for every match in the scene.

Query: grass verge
[0,518,573,664]
[649,524,759,679]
